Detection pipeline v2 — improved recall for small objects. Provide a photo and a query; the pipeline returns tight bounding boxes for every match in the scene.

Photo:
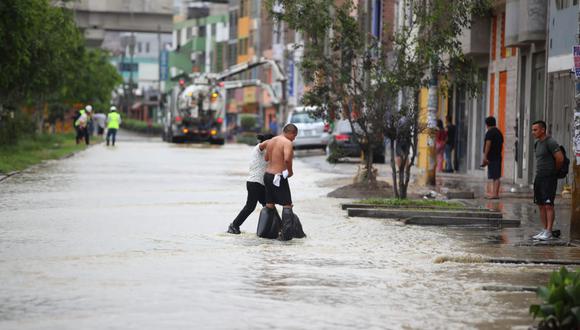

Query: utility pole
[570,8,580,240]
[422,74,438,186]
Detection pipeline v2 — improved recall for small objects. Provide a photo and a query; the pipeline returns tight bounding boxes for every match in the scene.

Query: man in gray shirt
[531,120,564,240]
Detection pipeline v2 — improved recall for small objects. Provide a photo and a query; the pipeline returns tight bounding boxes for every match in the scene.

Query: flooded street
[0,133,574,329]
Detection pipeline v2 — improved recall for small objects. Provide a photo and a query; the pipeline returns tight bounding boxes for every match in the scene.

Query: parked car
[326,119,386,163]
[287,107,330,150]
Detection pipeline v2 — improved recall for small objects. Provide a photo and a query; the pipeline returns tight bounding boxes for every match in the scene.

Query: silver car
[287,107,330,150]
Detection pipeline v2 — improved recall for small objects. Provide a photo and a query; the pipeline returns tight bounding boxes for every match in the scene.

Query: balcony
[505,0,547,47]
[460,16,491,56]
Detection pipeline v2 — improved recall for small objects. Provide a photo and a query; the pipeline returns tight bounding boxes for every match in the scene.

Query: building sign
[287,59,294,97]
[160,50,169,81]
[574,45,580,79]
[575,111,580,163]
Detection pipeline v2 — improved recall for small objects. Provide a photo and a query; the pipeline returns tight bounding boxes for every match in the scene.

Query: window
[238,38,249,55]
[119,62,138,72]
[556,0,572,9]
[240,0,247,17]
[491,16,497,60]
[500,12,506,58]
[145,42,150,53]
[137,42,142,53]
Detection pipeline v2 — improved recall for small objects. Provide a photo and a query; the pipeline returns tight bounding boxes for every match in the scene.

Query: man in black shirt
[482,116,503,199]
[531,120,564,241]
[444,115,456,172]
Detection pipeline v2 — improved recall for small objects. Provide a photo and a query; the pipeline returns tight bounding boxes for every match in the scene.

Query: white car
[287,107,330,150]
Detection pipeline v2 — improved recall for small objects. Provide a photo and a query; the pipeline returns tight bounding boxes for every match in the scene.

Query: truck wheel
[210,138,225,145]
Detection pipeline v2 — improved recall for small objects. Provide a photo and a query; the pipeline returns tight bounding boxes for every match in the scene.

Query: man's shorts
[534,175,558,206]
[487,159,502,180]
[264,172,292,205]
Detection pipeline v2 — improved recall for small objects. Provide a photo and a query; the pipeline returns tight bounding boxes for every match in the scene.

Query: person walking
[227,133,274,234]
[106,106,121,146]
[444,115,456,173]
[92,112,107,136]
[531,120,564,241]
[481,116,503,199]
[75,105,92,145]
[263,124,298,241]
[435,119,447,172]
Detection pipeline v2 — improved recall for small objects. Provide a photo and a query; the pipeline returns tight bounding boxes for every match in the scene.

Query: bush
[0,110,35,146]
[326,140,347,163]
[530,267,580,330]
[236,132,258,146]
[240,115,258,132]
[121,118,162,135]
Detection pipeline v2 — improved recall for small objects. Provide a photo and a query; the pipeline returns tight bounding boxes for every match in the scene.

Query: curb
[347,208,503,219]
[340,203,486,211]
[0,142,98,184]
[402,216,520,227]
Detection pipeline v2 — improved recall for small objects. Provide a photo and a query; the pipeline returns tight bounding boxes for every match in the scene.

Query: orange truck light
[210,129,217,136]
[183,128,189,134]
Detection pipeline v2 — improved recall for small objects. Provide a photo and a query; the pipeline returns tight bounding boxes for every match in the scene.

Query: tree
[268,0,489,198]
[0,0,121,138]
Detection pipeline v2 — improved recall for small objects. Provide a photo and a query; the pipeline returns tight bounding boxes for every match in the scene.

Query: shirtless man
[264,123,298,241]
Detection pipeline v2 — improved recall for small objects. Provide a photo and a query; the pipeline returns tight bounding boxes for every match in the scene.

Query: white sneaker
[532,230,546,240]
[538,230,553,241]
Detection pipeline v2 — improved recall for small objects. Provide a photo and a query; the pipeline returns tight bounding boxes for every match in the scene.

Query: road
[0,132,563,329]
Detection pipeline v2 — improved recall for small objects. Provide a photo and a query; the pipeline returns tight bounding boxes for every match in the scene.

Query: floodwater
[0,132,577,329]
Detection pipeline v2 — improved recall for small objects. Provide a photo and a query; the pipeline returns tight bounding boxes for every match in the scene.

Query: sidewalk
[301,152,580,249]
[424,170,574,246]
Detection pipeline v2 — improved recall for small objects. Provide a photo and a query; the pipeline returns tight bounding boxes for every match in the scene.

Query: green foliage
[0,132,85,174]
[266,0,489,197]
[0,0,122,143]
[0,110,35,145]
[530,267,580,330]
[355,198,464,209]
[240,115,258,132]
[236,132,259,146]
[326,139,348,163]
[121,119,162,135]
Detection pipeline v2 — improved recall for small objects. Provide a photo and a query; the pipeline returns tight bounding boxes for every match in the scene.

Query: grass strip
[0,133,88,174]
[355,198,464,209]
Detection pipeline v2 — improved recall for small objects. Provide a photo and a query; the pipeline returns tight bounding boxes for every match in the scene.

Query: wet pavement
[1,132,578,329]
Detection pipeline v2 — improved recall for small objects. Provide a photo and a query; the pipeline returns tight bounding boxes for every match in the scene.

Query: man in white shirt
[228,133,274,234]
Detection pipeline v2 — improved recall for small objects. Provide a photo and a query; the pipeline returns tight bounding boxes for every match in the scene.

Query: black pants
[76,127,89,145]
[232,181,266,227]
[106,128,118,146]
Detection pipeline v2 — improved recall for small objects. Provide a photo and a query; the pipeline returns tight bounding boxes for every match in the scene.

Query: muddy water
[0,134,574,329]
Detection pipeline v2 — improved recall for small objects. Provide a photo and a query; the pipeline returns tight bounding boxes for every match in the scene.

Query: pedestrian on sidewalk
[92,112,106,136]
[531,120,564,241]
[482,116,503,199]
[106,106,122,146]
[435,119,447,172]
[444,115,456,173]
[263,124,298,241]
[227,133,274,234]
[75,105,92,145]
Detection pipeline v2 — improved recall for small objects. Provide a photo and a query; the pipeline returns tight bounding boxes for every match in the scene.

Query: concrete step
[401,216,519,227]
[347,208,503,219]
[341,203,485,211]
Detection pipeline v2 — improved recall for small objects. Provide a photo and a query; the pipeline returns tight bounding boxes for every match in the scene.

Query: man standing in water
[264,123,298,241]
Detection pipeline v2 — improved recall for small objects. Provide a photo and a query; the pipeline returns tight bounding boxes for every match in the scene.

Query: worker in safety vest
[75,105,92,145]
[106,106,122,146]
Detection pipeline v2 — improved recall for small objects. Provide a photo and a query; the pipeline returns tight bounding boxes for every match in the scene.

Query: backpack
[556,145,570,179]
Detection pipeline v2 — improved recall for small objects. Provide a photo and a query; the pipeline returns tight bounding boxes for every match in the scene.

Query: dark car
[326,119,385,163]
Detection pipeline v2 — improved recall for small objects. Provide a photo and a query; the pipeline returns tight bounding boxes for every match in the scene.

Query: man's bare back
[265,135,294,176]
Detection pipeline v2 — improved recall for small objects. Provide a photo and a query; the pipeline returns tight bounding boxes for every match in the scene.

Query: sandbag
[292,213,306,239]
[257,207,281,239]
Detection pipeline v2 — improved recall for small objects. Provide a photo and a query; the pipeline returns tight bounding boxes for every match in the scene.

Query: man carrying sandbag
[261,124,299,241]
